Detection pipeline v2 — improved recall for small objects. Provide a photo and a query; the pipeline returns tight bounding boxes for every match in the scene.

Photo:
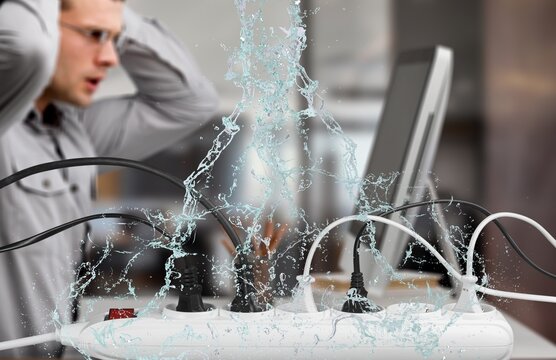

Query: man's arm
[0,0,59,136]
[82,6,219,160]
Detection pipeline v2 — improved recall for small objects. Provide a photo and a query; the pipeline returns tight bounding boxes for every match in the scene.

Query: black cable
[0,213,173,253]
[353,199,556,280]
[0,157,242,248]
[0,157,263,311]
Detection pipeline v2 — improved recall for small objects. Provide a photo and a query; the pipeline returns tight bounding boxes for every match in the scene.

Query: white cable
[301,213,556,311]
[477,285,556,303]
[465,212,556,304]
[0,332,58,351]
[301,215,462,312]
[303,214,463,280]
[466,212,556,275]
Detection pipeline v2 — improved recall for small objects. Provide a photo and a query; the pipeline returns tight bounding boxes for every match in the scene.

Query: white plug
[453,275,482,313]
[278,275,317,313]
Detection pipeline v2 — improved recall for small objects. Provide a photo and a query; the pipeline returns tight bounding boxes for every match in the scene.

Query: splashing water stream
[48,1,491,358]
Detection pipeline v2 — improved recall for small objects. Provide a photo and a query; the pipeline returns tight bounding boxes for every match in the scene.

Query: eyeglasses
[60,22,119,45]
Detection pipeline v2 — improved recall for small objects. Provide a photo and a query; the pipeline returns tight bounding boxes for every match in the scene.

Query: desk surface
[374,288,556,360]
[63,289,556,360]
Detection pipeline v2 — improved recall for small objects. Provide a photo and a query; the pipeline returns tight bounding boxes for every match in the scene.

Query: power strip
[57,302,513,360]
[4,210,554,359]
[3,160,556,359]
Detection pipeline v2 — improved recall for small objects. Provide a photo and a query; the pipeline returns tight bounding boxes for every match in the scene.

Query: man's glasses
[60,22,120,45]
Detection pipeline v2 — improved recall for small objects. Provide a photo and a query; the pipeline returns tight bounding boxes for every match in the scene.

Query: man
[0,0,218,357]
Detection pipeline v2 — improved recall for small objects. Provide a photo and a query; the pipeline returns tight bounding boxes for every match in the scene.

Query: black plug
[230,260,263,313]
[175,258,213,312]
[341,271,382,313]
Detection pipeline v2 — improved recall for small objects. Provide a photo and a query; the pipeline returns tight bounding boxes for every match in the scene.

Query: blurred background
[91,0,556,343]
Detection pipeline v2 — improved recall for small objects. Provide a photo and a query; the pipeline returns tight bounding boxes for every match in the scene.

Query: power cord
[466,212,556,304]
[0,157,242,248]
[0,333,57,352]
[0,210,219,313]
[0,157,261,312]
[344,199,555,313]
[300,214,556,313]
[301,215,462,313]
[0,213,172,253]
[353,199,556,280]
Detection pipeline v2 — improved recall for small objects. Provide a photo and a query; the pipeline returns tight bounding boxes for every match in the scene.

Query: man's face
[43,0,123,107]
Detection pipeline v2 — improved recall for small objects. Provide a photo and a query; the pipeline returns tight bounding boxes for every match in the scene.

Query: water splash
[48,1,487,358]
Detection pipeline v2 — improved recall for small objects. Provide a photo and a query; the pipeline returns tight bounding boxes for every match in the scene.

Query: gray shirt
[0,0,218,357]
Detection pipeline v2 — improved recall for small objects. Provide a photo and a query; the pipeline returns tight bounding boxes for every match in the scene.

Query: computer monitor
[352,46,453,296]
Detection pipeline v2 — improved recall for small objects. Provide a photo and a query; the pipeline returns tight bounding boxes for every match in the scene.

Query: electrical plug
[230,261,263,313]
[341,271,382,313]
[175,262,213,312]
[453,275,482,313]
[293,274,318,312]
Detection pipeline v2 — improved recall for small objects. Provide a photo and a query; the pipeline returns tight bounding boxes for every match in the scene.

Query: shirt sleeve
[0,0,59,136]
[82,6,220,160]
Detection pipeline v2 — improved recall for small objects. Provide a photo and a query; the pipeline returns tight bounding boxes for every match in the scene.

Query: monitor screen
[363,58,432,212]
[351,47,453,295]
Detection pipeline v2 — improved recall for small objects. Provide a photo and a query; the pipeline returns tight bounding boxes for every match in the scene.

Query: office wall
[393,0,484,121]
[484,0,556,343]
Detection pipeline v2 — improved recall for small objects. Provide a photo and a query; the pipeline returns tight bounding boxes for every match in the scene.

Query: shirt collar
[24,103,65,133]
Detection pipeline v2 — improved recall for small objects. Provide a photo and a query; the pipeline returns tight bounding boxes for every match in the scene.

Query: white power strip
[56,302,513,360]
[3,210,555,359]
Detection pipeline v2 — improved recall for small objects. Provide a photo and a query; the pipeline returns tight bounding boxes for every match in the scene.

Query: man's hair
[60,0,71,11]
[61,0,125,11]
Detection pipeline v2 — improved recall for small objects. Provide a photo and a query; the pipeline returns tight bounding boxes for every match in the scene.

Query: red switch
[107,308,136,320]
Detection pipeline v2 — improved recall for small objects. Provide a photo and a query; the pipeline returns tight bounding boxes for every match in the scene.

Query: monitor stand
[426,176,462,293]
[364,176,462,298]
